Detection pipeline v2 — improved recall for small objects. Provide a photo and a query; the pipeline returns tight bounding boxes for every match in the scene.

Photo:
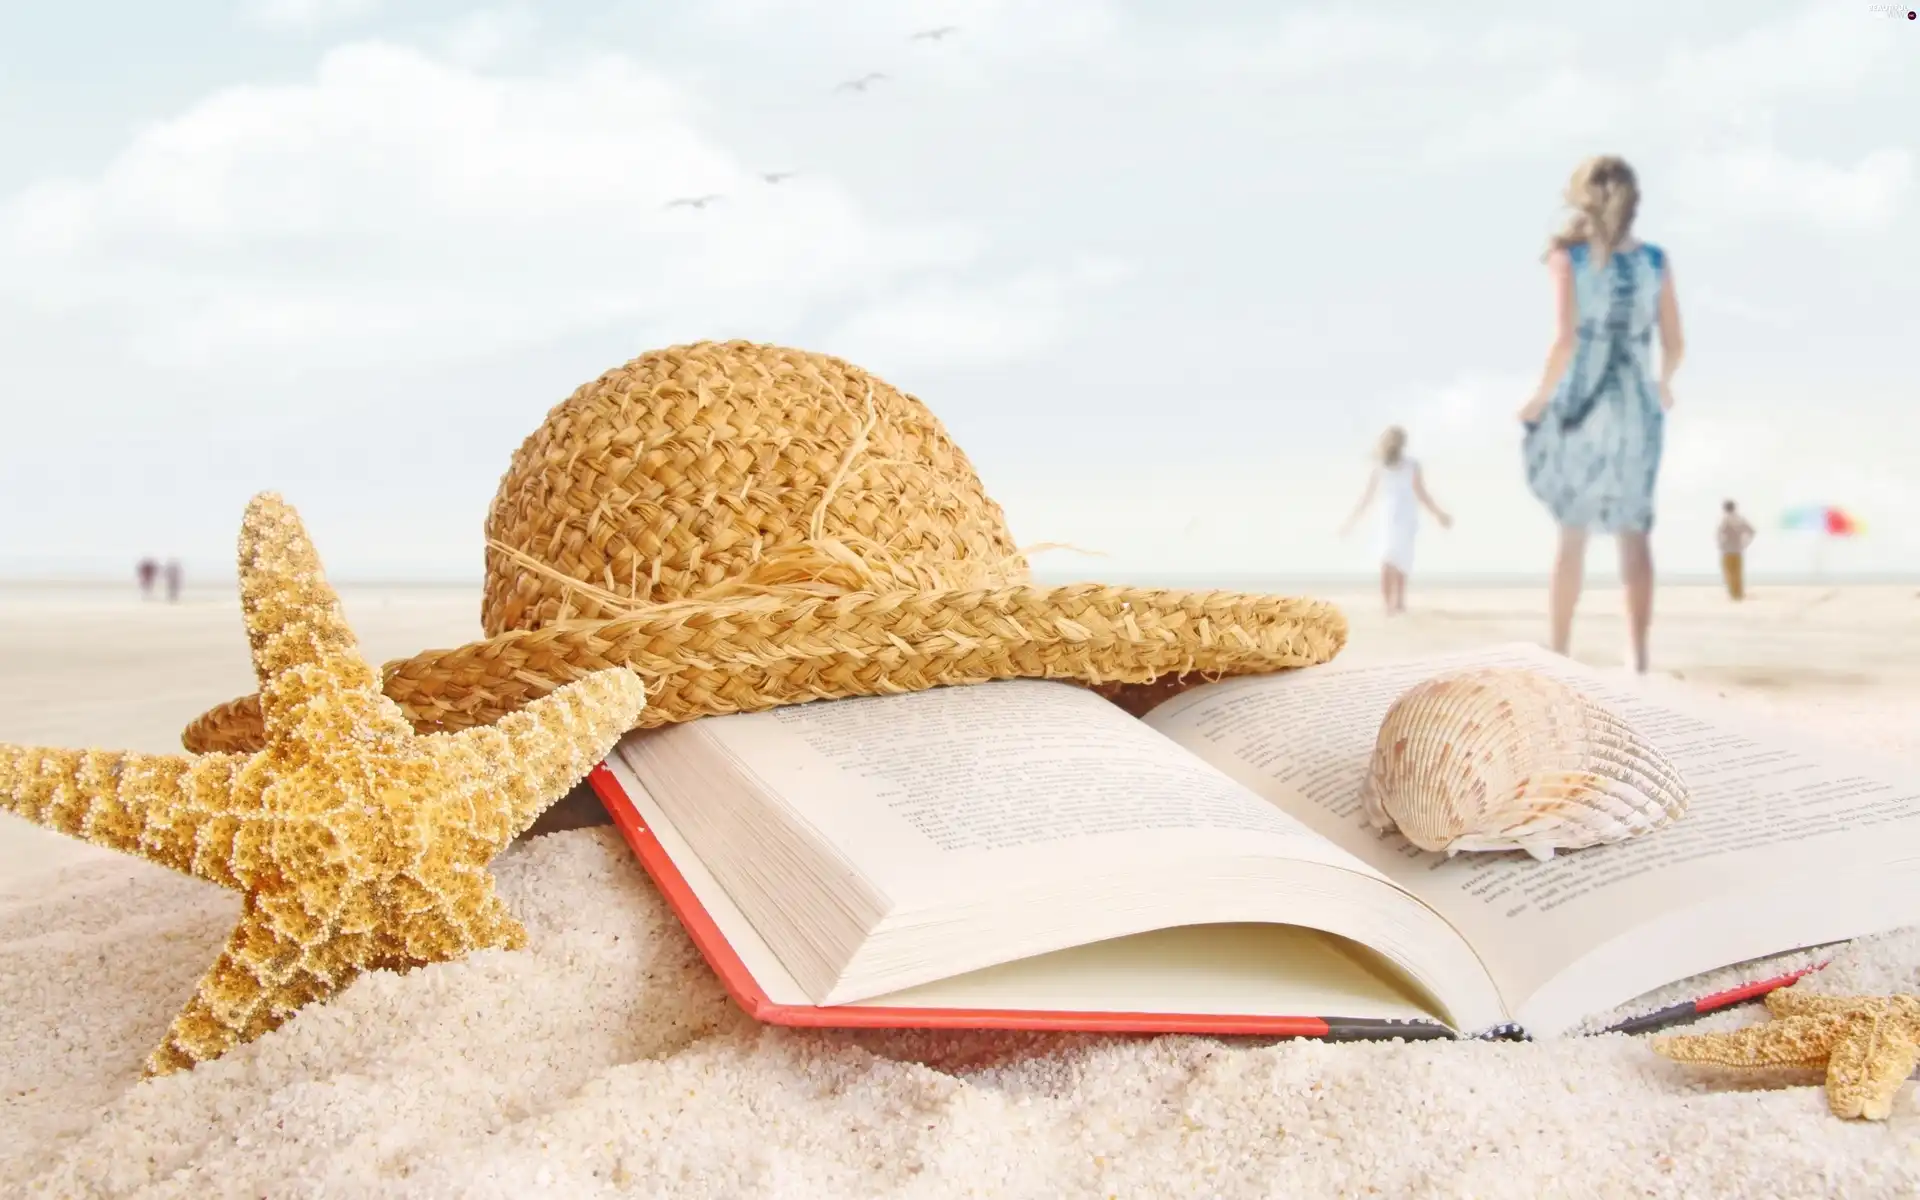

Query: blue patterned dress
[1522,241,1667,534]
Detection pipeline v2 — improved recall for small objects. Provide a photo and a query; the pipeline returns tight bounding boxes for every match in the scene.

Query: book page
[1146,643,1920,1014]
[629,678,1507,1026]
[611,749,1442,1024]
[691,678,1378,904]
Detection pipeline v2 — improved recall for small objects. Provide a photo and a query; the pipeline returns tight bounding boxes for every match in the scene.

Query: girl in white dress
[1339,426,1452,614]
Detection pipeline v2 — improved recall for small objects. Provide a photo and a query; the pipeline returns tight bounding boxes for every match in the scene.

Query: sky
[0,0,1913,585]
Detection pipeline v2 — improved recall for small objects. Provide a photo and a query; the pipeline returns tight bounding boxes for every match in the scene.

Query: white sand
[5,582,1920,1198]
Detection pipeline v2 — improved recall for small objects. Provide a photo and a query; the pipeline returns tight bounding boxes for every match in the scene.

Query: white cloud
[1657,6,1903,113]
[1,3,1911,581]
[1671,145,1912,235]
[1149,10,1446,76]
[1419,71,1631,164]
[1657,410,1786,492]
[686,1,1567,90]
[1155,14,1568,80]
[1420,4,1912,241]
[687,0,1123,68]
[240,0,382,31]
[821,257,1133,375]
[0,43,1036,370]
[1384,372,1538,453]
[439,7,539,68]
[1687,286,1803,331]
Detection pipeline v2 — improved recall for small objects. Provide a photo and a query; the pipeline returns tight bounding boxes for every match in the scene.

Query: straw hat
[182,341,1347,754]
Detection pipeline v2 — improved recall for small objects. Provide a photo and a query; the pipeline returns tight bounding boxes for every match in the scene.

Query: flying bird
[760,171,798,184]
[834,72,889,93]
[910,26,959,41]
[665,194,723,210]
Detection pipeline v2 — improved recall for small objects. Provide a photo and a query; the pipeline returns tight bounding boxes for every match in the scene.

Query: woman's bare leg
[1381,565,1407,614]
[1549,526,1587,655]
[1619,531,1655,673]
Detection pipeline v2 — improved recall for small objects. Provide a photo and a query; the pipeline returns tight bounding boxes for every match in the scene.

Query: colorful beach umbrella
[1779,505,1865,582]
[1780,505,1866,537]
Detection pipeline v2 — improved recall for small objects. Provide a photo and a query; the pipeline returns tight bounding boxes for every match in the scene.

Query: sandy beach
[5,580,1920,1196]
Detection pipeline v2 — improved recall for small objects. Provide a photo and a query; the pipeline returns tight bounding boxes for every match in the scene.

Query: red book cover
[587,761,1452,1041]
[586,760,1822,1041]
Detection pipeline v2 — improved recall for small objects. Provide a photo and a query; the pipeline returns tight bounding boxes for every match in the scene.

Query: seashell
[1361,667,1689,861]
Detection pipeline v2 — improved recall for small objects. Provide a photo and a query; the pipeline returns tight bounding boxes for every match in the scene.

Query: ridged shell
[1361,667,1689,861]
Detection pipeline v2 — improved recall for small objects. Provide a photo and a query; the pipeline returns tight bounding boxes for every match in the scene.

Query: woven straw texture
[183,341,1347,754]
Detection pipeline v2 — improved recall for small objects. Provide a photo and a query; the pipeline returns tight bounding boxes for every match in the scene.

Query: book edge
[585,761,1457,1042]
[1595,964,1829,1038]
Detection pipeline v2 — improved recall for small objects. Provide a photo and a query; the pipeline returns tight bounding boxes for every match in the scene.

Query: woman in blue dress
[1520,156,1686,674]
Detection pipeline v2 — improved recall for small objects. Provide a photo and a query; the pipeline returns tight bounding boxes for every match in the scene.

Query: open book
[595,643,1920,1040]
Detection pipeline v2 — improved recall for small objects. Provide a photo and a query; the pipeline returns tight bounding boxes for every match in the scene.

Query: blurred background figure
[1340,425,1453,616]
[163,558,182,603]
[136,557,158,600]
[1518,155,1682,674]
[1717,500,1756,601]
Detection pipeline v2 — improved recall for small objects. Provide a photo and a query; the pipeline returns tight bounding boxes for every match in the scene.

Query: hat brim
[180,582,1348,754]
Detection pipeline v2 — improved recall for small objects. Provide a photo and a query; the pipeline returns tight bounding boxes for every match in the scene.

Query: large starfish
[0,493,647,1076]
[1652,985,1920,1120]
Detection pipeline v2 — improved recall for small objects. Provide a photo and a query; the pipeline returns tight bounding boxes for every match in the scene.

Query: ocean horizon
[4,569,1916,592]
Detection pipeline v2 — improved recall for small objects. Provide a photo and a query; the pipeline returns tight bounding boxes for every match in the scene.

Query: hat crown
[480,341,1026,636]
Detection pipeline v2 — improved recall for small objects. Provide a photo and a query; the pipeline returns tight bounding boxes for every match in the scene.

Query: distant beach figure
[1339,426,1452,615]
[1717,500,1755,601]
[137,557,158,600]
[1519,155,1684,673]
[163,558,182,603]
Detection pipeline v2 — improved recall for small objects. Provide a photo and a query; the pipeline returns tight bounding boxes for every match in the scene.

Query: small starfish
[0,493,647,1076]
[1652,985,1920,1120]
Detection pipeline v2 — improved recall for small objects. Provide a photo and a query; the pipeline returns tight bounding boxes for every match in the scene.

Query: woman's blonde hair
[1377,425,1407,467]
[1545,155,1640,263]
